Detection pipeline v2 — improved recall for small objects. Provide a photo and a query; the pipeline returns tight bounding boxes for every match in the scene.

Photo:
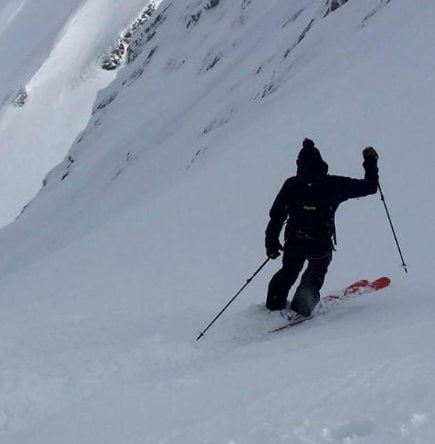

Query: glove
[266,241,283,259]
[363,147,378,160]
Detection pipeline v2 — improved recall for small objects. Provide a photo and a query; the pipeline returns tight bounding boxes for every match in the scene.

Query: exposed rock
[204,0,220,11]
[127,4,170,64]
[324,0,349,17]
[101,2,157,70]
[12,88,28,107]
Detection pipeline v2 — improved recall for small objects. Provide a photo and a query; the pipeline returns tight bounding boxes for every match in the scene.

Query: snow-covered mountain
[1,0,435,442]
[0,0,160,226]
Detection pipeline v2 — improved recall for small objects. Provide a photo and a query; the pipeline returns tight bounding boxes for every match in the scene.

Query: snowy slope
[1,0,435,442]
[0,0,158,226]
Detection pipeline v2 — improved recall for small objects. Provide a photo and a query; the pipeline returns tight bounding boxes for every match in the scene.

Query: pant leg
[290,251,332,317]
[266,246,305,311]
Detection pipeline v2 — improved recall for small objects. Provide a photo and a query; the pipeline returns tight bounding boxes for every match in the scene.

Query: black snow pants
[266,239,332,317]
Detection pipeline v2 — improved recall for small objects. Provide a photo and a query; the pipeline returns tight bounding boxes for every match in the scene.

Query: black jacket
[265,158,379,250]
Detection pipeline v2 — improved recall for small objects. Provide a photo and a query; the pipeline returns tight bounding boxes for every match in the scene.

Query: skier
[265,138,379,318]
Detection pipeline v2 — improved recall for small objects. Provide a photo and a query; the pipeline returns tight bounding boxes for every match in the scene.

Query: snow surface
[1,0,435,442]
[0,0,156,226]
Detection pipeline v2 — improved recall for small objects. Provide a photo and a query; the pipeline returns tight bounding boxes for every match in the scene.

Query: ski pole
[196,257,271,341]
[378,182,408,273]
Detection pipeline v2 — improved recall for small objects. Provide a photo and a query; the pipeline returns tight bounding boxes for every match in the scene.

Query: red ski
[268,276,391,333]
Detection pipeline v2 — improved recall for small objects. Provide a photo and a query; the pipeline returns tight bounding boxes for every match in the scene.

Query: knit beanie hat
[297,138,328,177]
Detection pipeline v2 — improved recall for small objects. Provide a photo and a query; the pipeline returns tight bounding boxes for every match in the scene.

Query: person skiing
[265,138,379,318]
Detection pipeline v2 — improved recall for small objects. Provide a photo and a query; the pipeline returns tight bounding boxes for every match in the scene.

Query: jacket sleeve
[265,179,291,248]
[332,158,379,202]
